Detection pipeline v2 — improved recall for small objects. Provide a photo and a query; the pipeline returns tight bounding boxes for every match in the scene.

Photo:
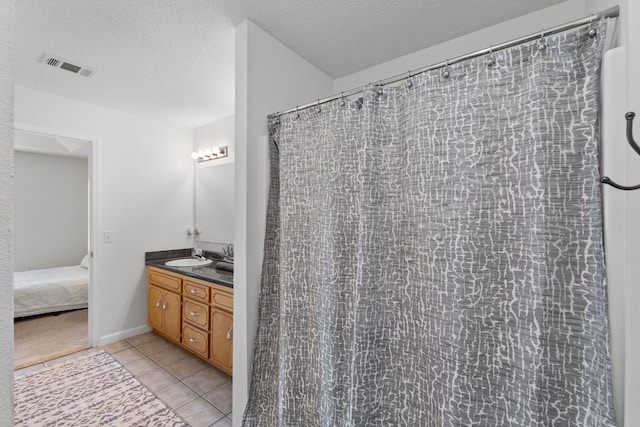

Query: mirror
[195,162,234,245]
[194,115,235,250]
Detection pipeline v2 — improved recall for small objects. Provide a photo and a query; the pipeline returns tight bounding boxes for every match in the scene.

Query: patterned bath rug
[14,350,187,426]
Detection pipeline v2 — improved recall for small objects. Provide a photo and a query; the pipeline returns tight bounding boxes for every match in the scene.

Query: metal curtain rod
[269,5,619,119]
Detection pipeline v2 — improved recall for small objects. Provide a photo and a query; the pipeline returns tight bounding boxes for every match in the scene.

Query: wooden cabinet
[147,266,233,375]
[183,298,209,329]
[210,308,233,372]
[182,324,209,358]
[183,275,234,375]
[183,280,210,303]
[148,268,181,292]
[147,279,181,343]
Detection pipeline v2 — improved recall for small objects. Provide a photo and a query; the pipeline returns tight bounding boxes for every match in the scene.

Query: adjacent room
[1,1,639,427]
[13,130,90,369]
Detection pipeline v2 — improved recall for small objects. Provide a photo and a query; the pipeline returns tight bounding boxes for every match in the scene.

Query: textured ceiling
[16,0,236,128]
[15,0,565,128]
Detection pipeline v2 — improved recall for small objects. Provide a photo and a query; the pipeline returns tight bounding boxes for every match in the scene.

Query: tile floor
[15,331,233,427]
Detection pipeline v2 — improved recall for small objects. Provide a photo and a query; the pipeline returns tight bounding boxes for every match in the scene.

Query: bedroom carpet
[14,350,187,426]
[14,309,89,369]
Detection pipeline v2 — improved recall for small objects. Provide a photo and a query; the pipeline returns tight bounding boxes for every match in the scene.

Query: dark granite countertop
[145,248,233,289]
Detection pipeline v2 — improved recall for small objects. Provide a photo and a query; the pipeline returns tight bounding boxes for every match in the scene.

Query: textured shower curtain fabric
[244,19,616,427]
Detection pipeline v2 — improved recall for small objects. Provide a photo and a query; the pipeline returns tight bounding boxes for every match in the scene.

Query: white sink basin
[165,258,213,267]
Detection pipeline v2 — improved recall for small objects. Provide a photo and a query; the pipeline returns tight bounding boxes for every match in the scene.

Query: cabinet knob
[189,311,199,316]
[226,326,233,341]
[190,289,199,294]
[156,300,161,308]
[189,338,199,343]
[162,300,167,311]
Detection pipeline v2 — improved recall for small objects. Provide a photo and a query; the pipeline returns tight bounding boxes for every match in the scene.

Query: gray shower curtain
[244,19,616,426]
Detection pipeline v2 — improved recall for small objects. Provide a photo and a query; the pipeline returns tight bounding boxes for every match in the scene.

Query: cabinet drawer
[183,280,210,303]
[182,324,209,358]
[183,298,210,329]
[148,268,181,292]
[211,288,233,311]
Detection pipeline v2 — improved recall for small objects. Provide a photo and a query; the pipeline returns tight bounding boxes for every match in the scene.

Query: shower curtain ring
[588,14,597,37]
[376,81,383,96]
[443,59,450,78]
[406,71,413,88]
[340,92,346,106]
[538,28,547,51]
[487,45,495,67]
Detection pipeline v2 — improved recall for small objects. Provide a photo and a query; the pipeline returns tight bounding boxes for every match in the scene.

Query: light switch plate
[104,231,113,243]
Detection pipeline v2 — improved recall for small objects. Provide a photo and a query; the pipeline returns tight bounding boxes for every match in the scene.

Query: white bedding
[14,265,88,318]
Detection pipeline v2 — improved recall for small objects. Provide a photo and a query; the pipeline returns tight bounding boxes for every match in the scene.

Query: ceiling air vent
[38,54,95,78]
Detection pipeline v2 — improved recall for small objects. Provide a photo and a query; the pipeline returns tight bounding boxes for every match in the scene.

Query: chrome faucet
[191,246,204,259]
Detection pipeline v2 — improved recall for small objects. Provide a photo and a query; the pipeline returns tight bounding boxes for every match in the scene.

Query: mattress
[14,265,88,318]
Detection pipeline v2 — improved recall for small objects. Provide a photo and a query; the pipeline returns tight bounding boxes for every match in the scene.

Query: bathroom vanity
[146,253,234,375]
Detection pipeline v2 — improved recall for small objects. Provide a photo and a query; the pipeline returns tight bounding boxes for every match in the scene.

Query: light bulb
[198,151,205,158]
[190,152,199,160]
[204,148,213,156]
[212,146,220,155]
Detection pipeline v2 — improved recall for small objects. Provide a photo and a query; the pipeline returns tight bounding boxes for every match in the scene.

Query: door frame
[13,122,100,346]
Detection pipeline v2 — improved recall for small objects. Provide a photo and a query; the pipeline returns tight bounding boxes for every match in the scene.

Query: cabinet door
[210,308,233,373]
[148,285,164,331]
[163,290,182,343]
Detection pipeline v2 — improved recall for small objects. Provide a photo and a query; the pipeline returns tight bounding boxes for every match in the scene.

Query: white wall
[0,0,14,423]
[194,114,235,165]
[334,0,588,92]
[14,85,194,346]
[13,151,88,272]
[233,19,334,425]
[616,0,640,424]
[194,115,235,251]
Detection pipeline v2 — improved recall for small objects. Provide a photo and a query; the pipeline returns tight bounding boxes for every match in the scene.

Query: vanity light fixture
[191,146,228,163]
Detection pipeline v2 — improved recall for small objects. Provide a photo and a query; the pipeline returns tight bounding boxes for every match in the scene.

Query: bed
[14,256,89,318]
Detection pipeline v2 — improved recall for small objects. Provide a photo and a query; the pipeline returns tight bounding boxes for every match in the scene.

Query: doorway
[12,124,98,368]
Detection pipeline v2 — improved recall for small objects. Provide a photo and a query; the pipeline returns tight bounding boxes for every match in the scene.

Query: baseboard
[96,324,152,347]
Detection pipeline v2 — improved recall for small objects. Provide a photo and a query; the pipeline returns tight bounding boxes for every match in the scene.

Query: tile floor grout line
[126,333,233,421]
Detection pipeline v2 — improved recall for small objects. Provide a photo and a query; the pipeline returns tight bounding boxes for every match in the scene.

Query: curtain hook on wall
[601,112,640,190]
